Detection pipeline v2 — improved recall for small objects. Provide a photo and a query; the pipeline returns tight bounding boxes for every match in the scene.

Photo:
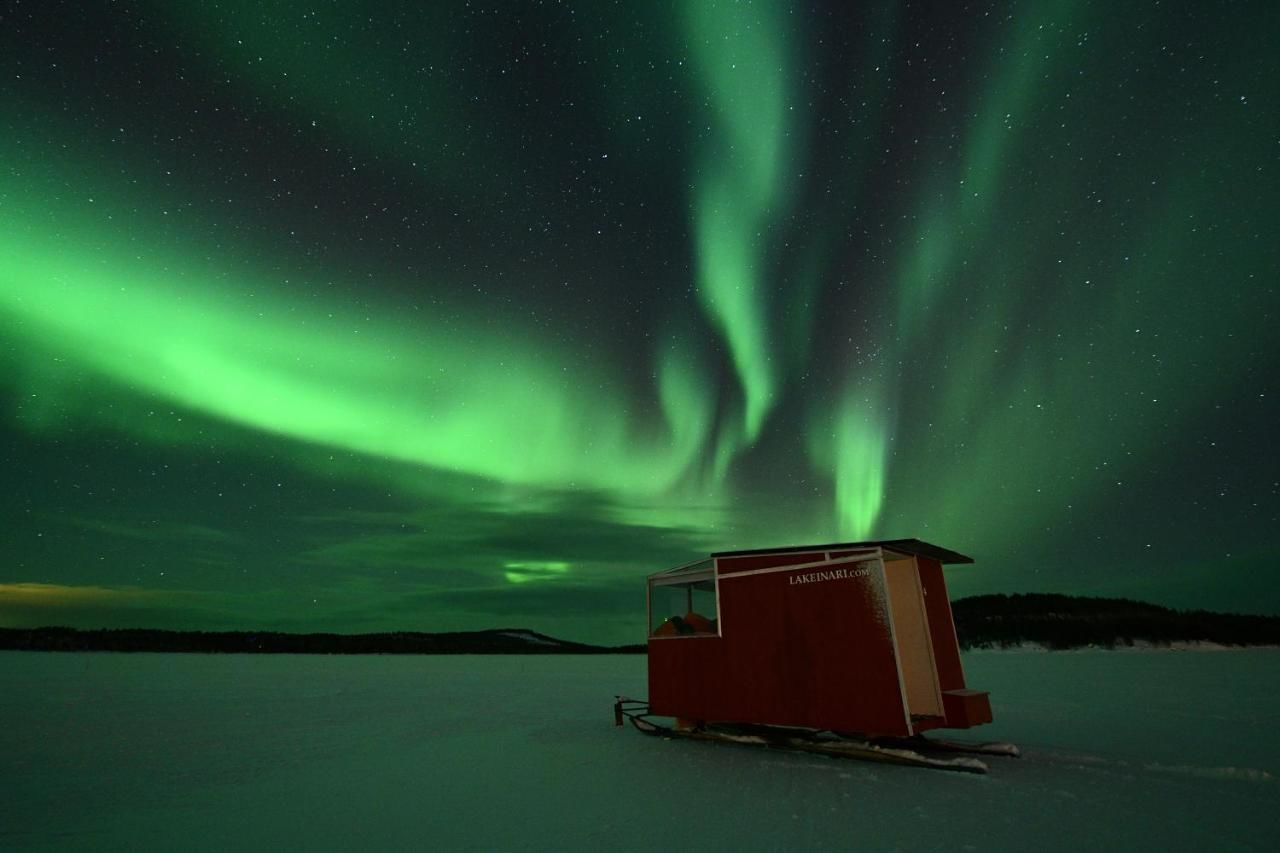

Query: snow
[968,641,1280,653]
[1,649,1278,851]
[497,630,562,647]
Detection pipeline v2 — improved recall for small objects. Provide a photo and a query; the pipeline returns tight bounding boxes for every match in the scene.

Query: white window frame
[647,561,720,639]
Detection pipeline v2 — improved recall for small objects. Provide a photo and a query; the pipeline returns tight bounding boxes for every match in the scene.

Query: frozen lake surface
[3,649,1278,851]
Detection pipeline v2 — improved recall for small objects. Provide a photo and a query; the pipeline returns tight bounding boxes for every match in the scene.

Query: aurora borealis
[1,1,1276,644]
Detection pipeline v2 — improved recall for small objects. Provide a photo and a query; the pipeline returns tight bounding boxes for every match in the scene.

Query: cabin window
[649,567,719,638]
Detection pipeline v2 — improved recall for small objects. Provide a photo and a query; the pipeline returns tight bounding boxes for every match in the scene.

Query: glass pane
[650,578,718,637]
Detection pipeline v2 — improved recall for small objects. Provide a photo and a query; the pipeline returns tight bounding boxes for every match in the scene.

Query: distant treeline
[951,593,1280,649]
[3,594,1277,653]
[0,626,644,655]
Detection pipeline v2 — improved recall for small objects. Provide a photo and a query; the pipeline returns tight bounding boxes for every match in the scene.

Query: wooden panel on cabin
[884,557,944,719]
[941,689,993,728]
[916,556,966,691]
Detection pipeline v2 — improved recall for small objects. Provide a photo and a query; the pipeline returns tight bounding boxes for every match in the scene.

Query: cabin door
[884,556,944,721]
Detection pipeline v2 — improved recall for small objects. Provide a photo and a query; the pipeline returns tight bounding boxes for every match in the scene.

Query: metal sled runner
[615,697,1017,774]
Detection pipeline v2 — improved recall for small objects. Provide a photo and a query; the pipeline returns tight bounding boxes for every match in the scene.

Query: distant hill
[951,593,1280,649]
[3,594,1277,654]
[0,626,643,655]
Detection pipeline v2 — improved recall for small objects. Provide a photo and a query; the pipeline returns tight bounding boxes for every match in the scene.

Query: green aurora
[1,0,1276,643]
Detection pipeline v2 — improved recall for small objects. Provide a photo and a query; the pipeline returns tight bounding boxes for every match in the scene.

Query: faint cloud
[57,514,238,544]
[428,576,641,619]
[0,582,167,605]
[0,582,184,627]
[291,489,711,582]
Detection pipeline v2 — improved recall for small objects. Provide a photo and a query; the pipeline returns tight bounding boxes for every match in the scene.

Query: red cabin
[647,539,992,737]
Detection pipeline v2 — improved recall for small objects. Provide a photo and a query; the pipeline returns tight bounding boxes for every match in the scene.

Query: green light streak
[684,0,795,442]
[788,6,900,540]
[959,0,1087,216]
[868,0,1279,562]
[503,561,570,585]
[656,339,715,482]
[5,1,1277,631]
[0,208,714,503]
[808,383,888,540]
[832,399,888,540]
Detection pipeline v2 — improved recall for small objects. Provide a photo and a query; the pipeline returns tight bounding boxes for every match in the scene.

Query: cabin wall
[649,555,911,737]
[915,556,966,692]
[713,551,826,574]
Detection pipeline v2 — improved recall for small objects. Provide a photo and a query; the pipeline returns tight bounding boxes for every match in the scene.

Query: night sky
[2,1,1276,645]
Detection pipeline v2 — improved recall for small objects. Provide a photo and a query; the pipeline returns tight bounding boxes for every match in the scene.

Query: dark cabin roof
[711,538,974,565]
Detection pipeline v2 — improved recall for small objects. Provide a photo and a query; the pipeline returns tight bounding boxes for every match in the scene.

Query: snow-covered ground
[2,649,1277,851]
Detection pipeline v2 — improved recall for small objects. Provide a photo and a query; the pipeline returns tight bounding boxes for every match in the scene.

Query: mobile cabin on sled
[645,539,992,738]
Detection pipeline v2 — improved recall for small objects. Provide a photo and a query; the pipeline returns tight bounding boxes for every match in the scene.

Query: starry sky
[1,0,1276,645]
